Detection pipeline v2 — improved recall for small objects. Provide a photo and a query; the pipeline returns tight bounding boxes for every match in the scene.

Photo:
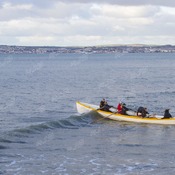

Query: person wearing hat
[163,109,172,119]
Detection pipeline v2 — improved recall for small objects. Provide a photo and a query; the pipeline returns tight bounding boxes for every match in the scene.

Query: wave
[0,145,7,149]
[160,91,175,95]
[0,111,101,142]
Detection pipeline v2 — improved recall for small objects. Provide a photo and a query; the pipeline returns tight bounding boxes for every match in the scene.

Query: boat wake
[0,111,101,146]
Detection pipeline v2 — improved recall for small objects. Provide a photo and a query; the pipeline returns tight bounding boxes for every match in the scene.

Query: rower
[99,99,116,112]
[117,102,133,115]
[163,109,172,119]
[99,98,106,109]
[99,99,110,111]
[137,107,149,118]
[117,102,123,113]
[121,103,129,115]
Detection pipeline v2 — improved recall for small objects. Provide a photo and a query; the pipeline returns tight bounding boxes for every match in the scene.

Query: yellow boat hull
[76,101,175,125]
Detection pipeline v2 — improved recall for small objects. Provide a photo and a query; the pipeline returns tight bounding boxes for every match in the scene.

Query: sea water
[0,53,175,175]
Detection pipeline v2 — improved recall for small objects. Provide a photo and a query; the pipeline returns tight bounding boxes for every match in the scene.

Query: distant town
[0,44,175,54]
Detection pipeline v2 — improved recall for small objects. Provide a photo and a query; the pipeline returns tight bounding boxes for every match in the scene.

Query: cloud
[58,0,175,7]
[0,2,36,21]
[2,0,57,8]
[0,0,175,46]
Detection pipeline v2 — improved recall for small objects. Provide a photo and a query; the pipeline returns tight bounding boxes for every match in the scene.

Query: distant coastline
[0,44,175,54]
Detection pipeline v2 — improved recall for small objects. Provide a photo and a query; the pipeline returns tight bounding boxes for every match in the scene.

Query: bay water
[0,53,175,175]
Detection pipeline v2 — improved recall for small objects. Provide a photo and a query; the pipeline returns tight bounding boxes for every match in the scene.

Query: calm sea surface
[0,53,175,175]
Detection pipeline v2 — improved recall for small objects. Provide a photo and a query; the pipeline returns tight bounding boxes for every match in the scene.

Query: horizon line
[0,44,175,48]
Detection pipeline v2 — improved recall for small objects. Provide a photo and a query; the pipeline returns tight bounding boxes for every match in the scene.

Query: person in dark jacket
[137,107,149,118]
[163,109,172,119]
[100,98,106,109]
[99,99,112,112]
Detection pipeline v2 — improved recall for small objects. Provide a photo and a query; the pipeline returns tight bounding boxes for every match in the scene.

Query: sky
[0,0,175,46]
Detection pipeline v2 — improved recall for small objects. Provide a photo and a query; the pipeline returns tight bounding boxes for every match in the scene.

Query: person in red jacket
[117,102,123,113]
[117,102,129,115]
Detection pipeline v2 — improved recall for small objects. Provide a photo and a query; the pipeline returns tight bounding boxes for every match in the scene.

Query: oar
[91,110,117,124]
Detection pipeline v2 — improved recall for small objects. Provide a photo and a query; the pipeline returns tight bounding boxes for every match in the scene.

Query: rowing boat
[76,101,175,125]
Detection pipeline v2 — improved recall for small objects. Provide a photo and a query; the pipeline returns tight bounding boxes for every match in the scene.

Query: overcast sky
[0,0,175,46]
